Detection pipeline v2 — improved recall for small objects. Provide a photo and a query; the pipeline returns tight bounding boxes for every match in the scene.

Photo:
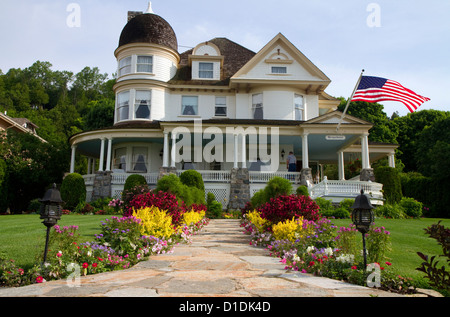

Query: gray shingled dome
[118,13,178,52]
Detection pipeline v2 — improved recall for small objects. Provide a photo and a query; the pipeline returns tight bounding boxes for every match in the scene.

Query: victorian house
[69,4,397,209]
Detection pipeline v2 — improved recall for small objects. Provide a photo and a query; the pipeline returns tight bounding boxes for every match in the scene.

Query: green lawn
[0,214,107,269]
[1,214,449,286]
[331,217,450,282]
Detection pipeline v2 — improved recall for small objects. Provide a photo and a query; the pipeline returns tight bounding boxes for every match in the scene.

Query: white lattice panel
[204,184,230,209]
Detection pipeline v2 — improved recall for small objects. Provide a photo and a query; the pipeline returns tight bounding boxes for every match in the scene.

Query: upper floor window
[295,94,304,121]
[215,97,227,117]
[135,90,151,119]
[252,93,263,119]
[137,55,153,73]
[117,91,130,121]
[199,62,214,79]
[132,147,148,173]
[272,66,287,74]
[182,96,198,116]
[119,57,132,76]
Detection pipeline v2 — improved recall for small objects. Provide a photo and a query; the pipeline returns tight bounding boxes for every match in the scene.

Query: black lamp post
[39,184,64,264]
[351,189,375,268]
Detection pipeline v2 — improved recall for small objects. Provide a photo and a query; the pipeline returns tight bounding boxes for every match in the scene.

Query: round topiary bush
[60,173,86,210]
[123,174,148,193]
[179,170,205,191]
[400,197,423,218]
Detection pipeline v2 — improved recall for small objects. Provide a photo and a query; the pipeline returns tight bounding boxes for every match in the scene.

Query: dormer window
[199,62,214,79]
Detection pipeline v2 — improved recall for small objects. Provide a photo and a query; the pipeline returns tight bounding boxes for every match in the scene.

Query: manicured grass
[0,214,107,269]
[331,217,450,282]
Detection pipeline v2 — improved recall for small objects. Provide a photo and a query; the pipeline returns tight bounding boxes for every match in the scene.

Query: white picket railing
[176,170,231,183]
[310,178,384,200]
[249,171,300,183]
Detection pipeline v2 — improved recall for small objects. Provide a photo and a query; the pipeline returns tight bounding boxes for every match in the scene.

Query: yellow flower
[133,206,175,238]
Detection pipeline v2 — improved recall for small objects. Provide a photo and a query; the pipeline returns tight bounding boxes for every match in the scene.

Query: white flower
[324,247,333,256]
[293,254,300,262]
[336,254,355,264]
[306,246,316,254]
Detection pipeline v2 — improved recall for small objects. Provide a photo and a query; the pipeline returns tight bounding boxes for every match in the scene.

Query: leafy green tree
[84,98,115,130]
[394,110,450,172]
[337,100,398,144]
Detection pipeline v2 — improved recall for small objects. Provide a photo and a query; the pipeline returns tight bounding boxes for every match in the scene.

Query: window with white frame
[215,96,227,117]
[271,66,287,74]
[199,62,214,79]
[137,55,153,73]
[181,96,198,115]
[118,57,132,76]
[295,94,304,121]
[132,147,148,173]
[117,91,130,121]
[134,90,151,119]
[252,93,263,119]
[113,147,127,171]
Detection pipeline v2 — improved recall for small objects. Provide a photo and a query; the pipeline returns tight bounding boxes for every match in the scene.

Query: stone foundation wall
[91,171,112,201]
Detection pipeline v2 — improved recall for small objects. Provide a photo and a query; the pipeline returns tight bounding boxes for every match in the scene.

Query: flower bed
[241,203,417,295]
[0,208,209,288]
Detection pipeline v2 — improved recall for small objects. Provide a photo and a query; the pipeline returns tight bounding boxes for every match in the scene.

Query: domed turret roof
[118,13,178,52]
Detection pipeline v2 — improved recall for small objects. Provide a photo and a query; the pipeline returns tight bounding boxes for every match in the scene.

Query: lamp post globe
[351,189,375,268]
[39,184,64,263]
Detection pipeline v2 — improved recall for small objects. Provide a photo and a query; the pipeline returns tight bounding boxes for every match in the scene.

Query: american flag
[351,76,430,113]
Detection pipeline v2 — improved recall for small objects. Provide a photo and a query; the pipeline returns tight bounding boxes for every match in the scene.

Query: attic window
[272,66,287,74]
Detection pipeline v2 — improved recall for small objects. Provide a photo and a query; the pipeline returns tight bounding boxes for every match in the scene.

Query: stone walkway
[0,219,404,298]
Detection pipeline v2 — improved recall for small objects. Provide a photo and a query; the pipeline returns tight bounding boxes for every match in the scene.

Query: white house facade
[69,5,397,208]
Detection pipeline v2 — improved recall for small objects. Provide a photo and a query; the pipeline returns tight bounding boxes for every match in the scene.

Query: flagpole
[336,69,365,132]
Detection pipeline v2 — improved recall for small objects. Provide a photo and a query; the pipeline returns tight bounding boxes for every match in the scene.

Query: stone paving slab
[0,219,406,298]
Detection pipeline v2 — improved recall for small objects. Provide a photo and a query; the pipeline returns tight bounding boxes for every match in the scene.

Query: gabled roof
[305,110,373,126]
[169,38,256,86]
[230,33,331,92]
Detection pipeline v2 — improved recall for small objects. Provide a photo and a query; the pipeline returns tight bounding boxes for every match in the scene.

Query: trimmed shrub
[374,204,406,219]
[179,170,205,191]
[399,197,423,218]
[60,173,86,210]
[296,185,309,197]
[374,166,402,204]
[206,192,222,219]
[258,194,321,223]
[156,174,205,207]
[264,176,292,199]
[126,190,185,225]
[123,174,147,193]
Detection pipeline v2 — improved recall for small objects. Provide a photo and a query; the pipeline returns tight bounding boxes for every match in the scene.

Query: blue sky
[0,0,448,117]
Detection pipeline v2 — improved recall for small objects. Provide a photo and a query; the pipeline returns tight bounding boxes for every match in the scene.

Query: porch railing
[249,171,300,183]
[310,178,384,200]
[175,170,231,183]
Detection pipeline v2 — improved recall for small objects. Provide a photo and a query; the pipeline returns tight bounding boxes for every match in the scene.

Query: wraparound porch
[83,170,384,209]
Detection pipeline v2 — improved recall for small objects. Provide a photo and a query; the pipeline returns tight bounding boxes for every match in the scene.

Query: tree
[84,98,115,130]
[394,110,450,172]
[337,100,398,144]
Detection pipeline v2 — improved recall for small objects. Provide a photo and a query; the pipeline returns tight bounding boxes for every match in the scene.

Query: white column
[99,138,105,172]
[388,152,396,168]
[241,134,247,168]
[106,138,113,171]
[92,159,97,174]
[70,145,77,174]
[361,134,370,169]
[163,131,169,168]
[302,133,309,169]
[233,134,238,169]
[338,151,345,180]
[170,132,176,168]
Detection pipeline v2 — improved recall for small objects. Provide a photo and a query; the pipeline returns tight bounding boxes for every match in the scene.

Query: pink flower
[36,276,44,283]
[385,261,392,266]
[351,266,357,270]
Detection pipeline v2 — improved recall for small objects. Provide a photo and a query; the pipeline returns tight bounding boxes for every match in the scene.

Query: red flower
[385,261,392,266]
[82,262,89,269]
[309,261,315,267]
[92,263,98,268]
[36,276,44,283]
[351,266,358,270]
